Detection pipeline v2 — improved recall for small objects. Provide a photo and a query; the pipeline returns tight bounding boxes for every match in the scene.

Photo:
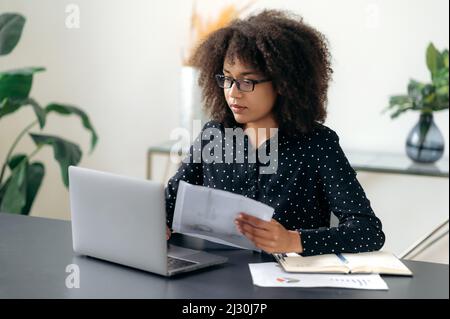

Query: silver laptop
[68,166,227,276]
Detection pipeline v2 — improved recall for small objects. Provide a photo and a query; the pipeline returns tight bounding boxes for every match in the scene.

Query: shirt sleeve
[164,129,204,229]
[298,129,386,256]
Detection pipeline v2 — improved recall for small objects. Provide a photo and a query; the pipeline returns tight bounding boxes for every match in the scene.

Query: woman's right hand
[166,226,171,240]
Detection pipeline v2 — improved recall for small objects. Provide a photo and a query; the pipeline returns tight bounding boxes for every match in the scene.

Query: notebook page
[281,253,350,273]
[342,251,413,275]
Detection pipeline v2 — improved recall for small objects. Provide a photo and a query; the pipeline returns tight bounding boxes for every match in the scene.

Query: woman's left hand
[234,213,303,254]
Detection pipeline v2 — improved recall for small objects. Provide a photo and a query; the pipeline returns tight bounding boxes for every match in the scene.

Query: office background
[0,0,448,260]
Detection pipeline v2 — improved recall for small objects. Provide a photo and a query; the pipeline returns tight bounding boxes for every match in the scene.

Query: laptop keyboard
[167,256,197,270]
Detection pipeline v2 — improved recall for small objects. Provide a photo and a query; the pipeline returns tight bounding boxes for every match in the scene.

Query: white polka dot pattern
[165,121,385,256]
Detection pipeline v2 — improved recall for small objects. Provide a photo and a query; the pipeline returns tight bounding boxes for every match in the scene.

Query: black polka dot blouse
[165,121,385,256]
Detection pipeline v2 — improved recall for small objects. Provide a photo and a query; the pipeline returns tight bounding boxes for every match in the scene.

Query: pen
[337,253,349,264]
[273,254,280,263]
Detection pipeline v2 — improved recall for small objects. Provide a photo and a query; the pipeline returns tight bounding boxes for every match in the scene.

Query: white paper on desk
[248,263,389,290]
[172,181,274,250]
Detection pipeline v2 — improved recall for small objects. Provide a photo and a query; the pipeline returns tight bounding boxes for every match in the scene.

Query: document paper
[172,181,274,250]
[248,262,389,290]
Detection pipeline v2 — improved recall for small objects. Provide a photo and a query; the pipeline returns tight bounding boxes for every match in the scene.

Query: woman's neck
[243,116,278,149]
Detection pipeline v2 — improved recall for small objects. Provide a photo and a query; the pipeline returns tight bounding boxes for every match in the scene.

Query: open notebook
[273,251,413,276]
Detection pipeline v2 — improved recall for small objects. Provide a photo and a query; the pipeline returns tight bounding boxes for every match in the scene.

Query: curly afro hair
[189,9,333,135]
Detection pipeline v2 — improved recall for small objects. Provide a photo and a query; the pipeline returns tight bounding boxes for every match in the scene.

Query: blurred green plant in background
[0,12,98,214]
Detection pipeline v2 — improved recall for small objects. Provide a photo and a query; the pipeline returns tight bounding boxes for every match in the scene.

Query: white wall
[0,0,448,256]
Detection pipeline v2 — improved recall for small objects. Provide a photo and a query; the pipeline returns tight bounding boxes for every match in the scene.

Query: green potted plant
[0,12,98,215]
[384,42,449,163]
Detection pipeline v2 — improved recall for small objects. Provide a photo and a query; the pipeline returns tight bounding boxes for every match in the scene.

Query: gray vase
[406,112,445,163]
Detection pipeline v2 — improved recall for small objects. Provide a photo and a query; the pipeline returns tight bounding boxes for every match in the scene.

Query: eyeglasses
[215,74,271,92]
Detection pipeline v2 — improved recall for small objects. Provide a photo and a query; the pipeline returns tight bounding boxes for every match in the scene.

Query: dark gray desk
[0,213,448,299]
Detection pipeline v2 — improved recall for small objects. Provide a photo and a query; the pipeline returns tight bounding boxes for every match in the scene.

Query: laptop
[68,166,228,276]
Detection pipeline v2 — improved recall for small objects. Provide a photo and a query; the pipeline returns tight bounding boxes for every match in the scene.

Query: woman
[165,10,385,256]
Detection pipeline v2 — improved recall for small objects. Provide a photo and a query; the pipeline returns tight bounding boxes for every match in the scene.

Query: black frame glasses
[215,74,271,92]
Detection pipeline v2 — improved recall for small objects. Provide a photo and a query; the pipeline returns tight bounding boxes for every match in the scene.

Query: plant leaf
[436,85,449,99]
[7,153,27,170]
[0,67,46,76]
[0,179,8,208]
[0,97,21,117]
[46,103,98,153]
[426,42,441,79]
[29,133,82,187]
[443,50,449,69]
[384,94,414,117]
[421,83,436,106]
[0,97,46,128]
[0,13,25,55]
[26,98,46,128]
[0,158,45,215]
[407,79,426,109]
[0,67,45,102]
[426,43,445,79]
[433,67,449,88]
[0,73,31,101]
[21,162,45,215]
[390,106,415,119]
[389,95,411,107]
[0,159,28,214]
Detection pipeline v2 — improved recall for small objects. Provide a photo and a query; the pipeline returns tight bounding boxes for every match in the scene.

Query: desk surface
[0,213,448,299]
